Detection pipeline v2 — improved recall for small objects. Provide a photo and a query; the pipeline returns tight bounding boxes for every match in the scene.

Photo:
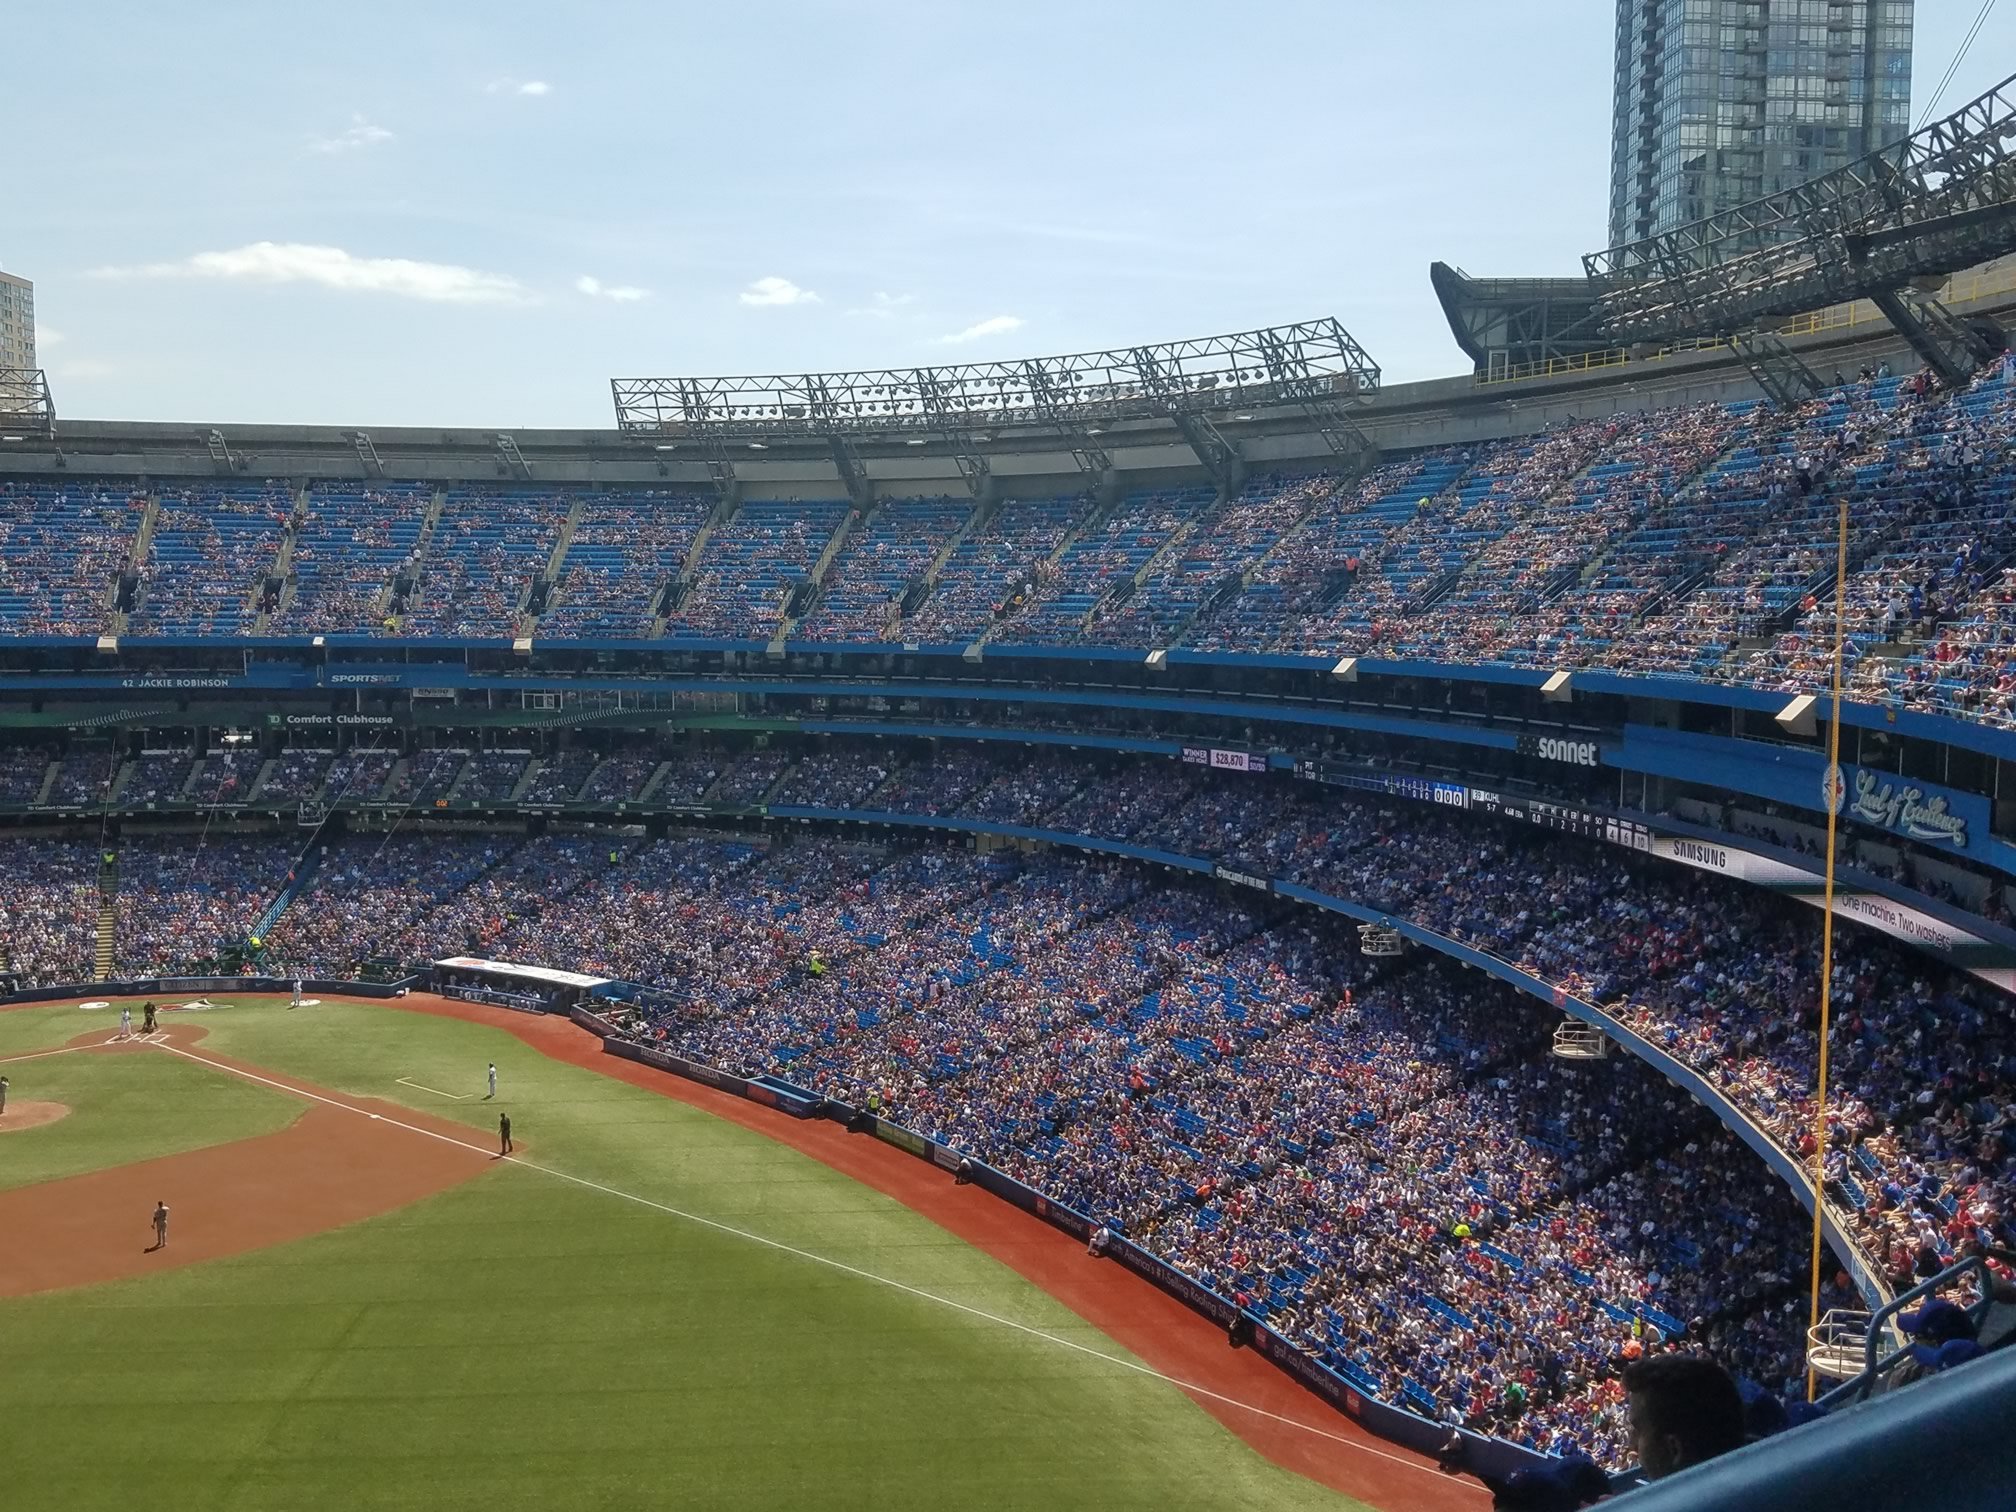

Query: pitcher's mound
[0,1101,71,1134]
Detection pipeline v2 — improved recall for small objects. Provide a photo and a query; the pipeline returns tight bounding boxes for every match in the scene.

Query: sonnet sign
[1516,733,1602,768]
[1848,768,1969,848]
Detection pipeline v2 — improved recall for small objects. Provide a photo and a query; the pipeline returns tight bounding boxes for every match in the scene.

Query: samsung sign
[1517,734,1602,768]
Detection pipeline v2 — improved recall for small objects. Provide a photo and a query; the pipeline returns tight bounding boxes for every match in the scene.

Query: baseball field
[0,993,1476,1512]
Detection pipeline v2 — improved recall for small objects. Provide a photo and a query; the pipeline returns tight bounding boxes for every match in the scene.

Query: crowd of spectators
[402,488,572,637]
[128,481,292,636]
[796,497,973,642]
[13,366,2016,733]
[0,479,141,636]
[664,500,849,641]
[541,492,711,639]
[900,494,1093,645]
[995,485,1216,646]
[3,730,2010,1462]
[277,482,431,635]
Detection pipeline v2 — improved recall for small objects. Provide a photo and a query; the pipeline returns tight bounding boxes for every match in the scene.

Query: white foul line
[144,1038,1447,1484]
[395,1076,470,1101]
[0,1042,98,1066]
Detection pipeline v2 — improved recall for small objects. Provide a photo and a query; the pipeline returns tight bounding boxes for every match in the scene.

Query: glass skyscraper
[1608,0,1914,249]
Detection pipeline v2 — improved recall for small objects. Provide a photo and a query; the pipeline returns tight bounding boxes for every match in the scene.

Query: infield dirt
[0,1026,495,1298]
[0,1099,70,1134]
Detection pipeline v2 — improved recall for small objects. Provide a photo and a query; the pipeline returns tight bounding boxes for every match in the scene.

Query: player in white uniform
[290,979,304,1009]
[119,1006,132,1038]
[486,1063,497,1099]
[151,1200,169,1251]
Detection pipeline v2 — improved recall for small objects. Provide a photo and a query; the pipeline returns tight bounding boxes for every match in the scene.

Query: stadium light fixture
[1776,693,1820,738]
[607,320,1380,439]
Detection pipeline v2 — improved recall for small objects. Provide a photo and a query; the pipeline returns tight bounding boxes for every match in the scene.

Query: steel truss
[0,369,54,437]
[1728,330,1826,410]
[1585,71,2016,366]
[609,320,1380,446]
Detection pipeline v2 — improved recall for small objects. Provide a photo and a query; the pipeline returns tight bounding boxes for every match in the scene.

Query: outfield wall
[0,975,412,1006]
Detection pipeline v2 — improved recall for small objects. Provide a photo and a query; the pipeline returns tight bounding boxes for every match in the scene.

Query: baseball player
[142,1001,157,1035]
[119,1005,132,1038]
[290,978,304,1010]
[151,1200,169,1251]
[1,1074,9,1115]
[498,1112,513,1155]
[486,1063,497,1100]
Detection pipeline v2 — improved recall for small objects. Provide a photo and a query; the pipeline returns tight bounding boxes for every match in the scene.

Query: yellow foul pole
[1806,486,1852,1401]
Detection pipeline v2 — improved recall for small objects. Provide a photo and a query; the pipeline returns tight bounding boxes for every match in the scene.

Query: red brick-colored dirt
[0,1024,496,1298]
[381,992,1487,1512]
[0,1100,70,1133]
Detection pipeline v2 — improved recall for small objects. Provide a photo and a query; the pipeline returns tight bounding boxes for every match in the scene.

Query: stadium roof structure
[1428,263,1611,379]
[611,320,1380,499]
[1584,70,2016,403]
[0,368,53,438]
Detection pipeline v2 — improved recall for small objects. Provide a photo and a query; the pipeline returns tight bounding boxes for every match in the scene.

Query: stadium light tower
[1584,71,2016,402]
[609,319,1381,494]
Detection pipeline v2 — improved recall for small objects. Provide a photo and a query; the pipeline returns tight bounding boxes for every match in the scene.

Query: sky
[7,1,2015,429]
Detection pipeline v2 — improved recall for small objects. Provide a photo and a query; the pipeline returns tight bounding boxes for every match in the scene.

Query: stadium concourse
[8,360,2016,722]
[6,737,2011,1467]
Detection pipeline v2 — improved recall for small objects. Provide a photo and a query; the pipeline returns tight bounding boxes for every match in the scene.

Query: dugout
[430,956,611,1014]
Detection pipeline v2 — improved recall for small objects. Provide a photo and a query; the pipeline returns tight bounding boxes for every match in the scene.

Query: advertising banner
[1182,746,1265,772]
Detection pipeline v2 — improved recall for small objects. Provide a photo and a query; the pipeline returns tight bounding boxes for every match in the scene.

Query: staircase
[653,496,736,636]
[508,758,543,801]
[972,491,1109,651]
[773,500,875,650]
[252,484,310,634]
[93,851,118,981]
[896,493,999,634]
[522,496,587,635]
[636,760,674,803]
[109,492,163,635]
[250,843,324,945]
[378,487,447,626]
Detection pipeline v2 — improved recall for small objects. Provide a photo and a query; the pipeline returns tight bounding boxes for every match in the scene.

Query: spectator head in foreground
[1624,1353,1747,1481]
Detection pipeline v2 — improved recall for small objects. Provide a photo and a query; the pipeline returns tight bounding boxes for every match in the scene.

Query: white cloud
[90,242,531,305]
[739,275,820,308]
[35,327,63,349]
[576,275,650,303]
[936,314,1026,345]
[845,291,917,318]
[310,115,395,153]
[487,77,551,97]
[54,358,123,380]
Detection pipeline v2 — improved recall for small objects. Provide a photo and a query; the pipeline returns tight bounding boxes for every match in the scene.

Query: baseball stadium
[7,7,2016,1511]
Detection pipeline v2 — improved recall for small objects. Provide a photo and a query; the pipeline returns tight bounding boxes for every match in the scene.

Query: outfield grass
[0,998,1371,1512]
